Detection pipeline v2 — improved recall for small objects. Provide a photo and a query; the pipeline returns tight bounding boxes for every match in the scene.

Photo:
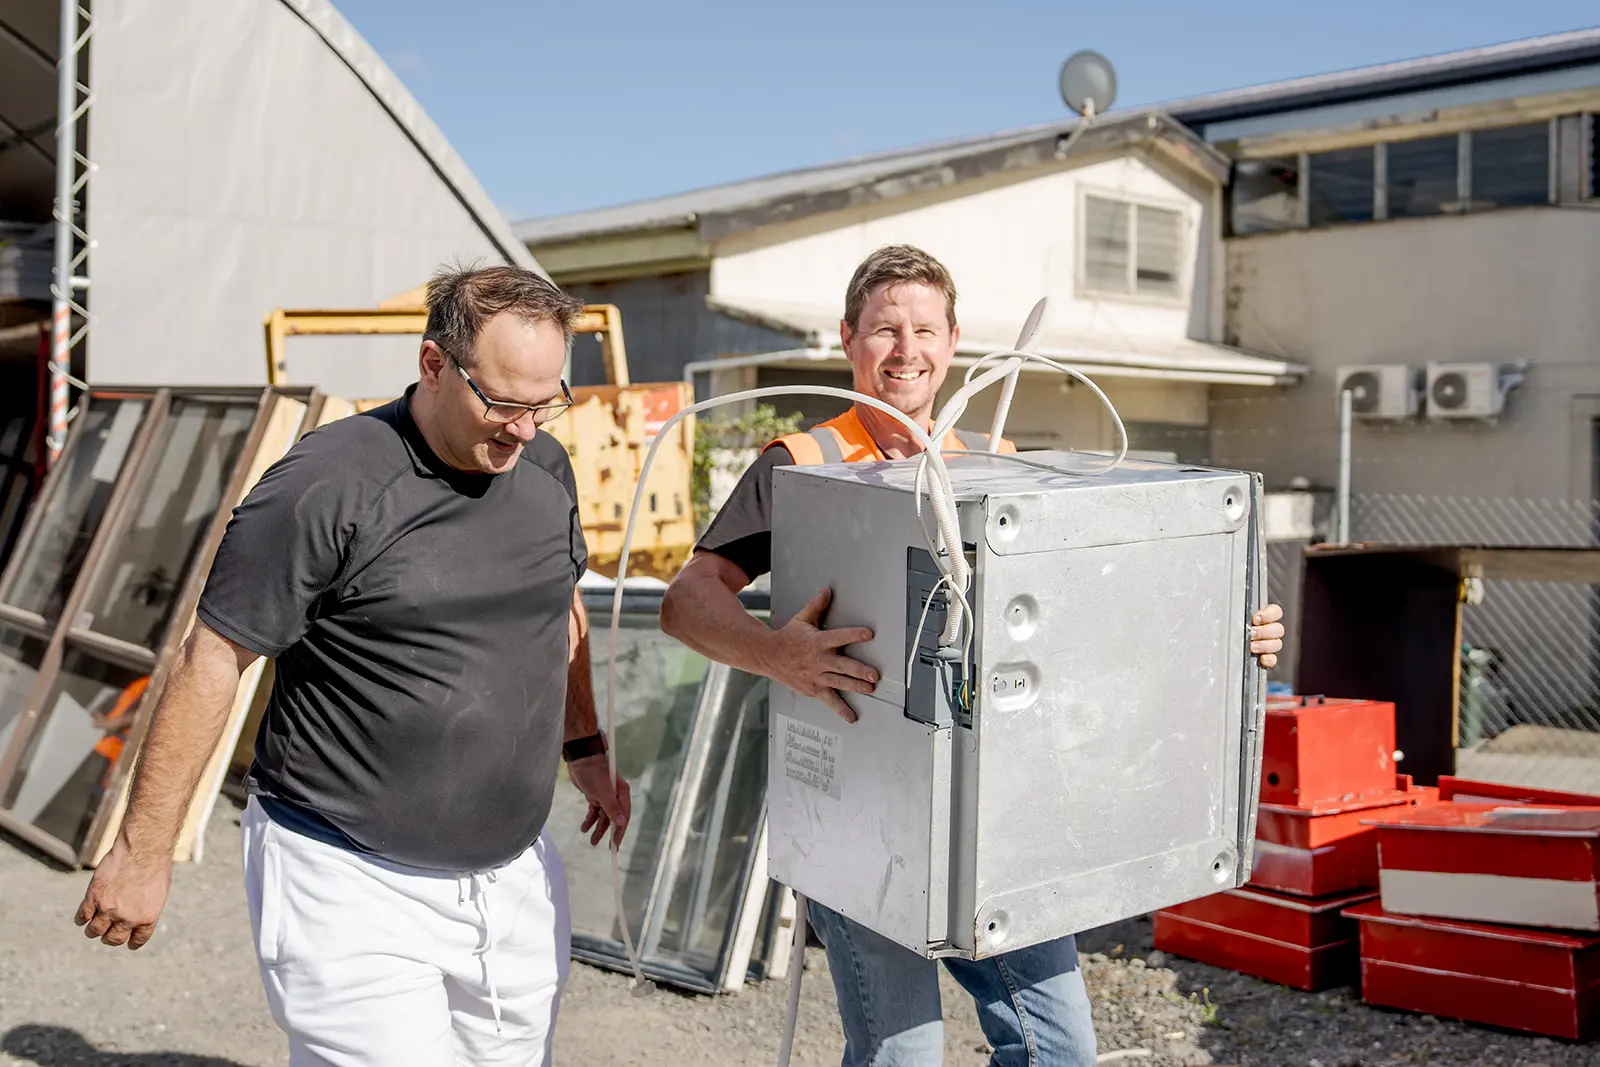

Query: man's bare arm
[565,588,630,846]
[661,550,877,723]
[660,552,785,676]
[75,620,257,948]
[565,590,598,742]
[120,621,256,854]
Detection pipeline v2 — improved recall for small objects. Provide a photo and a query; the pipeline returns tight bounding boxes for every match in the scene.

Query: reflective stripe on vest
[765,406,1016,465]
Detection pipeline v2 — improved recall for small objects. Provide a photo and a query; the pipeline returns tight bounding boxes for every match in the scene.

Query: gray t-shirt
[197,388,586,871]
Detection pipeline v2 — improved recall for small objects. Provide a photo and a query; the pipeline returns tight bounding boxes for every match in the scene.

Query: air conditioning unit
[1334,365,1421,421]
[1424,361,1527,421]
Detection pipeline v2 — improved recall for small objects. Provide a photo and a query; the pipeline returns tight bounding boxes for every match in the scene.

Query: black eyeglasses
[445,352,573,426]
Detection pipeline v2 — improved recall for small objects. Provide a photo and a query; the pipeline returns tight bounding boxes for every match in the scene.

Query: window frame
[0,386,322,867]
[1075,186,1192,307]
[1227,114,1587,237]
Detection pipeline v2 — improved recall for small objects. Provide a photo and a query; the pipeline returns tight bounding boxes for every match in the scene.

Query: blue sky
[336,1,1598,224]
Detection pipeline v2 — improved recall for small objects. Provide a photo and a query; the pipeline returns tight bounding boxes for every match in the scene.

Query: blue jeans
[807,900,1098,1067]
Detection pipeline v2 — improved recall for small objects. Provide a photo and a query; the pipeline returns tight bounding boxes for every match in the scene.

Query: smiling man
[662,244,1284,1066]
[73,264,629,1067]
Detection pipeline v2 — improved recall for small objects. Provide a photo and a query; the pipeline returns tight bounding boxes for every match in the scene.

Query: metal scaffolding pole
[48,0,93,467]
[1336,388,1353,545]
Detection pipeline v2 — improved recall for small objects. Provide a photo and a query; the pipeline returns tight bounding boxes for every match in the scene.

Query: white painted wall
[1214,207,1600,728]
[1213,208,1600,504]
[708,153,1218,348]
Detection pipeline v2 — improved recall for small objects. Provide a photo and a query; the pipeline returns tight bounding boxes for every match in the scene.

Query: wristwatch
[562,731,608,762]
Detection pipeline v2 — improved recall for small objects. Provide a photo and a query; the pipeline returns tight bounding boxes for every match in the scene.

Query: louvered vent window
[1083,195,1184,300]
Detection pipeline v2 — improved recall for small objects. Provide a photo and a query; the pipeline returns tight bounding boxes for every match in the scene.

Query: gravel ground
[2,801,1596,1066]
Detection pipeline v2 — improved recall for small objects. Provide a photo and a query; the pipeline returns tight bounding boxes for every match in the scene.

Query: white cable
[913,351,1125,642]
[987,296,1050,453]
[959,349,1130,471]
[904,570,971,690]
[986,357,1025,454]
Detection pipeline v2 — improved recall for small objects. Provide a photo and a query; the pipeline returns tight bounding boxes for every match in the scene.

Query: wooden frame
[0,386,318,867]
[264,303,632,387]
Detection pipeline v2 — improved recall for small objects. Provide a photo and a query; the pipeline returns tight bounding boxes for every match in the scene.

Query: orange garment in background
[93,674,150,763]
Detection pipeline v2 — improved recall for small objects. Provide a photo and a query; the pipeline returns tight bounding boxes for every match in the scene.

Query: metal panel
[971,464,1257,956]
[769,450,1264,959]
[768,469,949,951]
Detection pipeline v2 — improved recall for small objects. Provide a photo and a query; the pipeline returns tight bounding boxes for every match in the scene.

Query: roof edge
[1168,27,1600,127]
[277,0,540,274]
[695,111,1225,243]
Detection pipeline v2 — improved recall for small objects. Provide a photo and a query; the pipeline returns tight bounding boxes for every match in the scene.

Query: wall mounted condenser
[768,451,1267,960]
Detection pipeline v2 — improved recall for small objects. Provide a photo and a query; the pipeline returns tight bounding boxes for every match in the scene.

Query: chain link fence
[1348,493,1600,793]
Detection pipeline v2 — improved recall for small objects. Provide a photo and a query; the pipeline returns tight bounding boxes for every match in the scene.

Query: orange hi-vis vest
[764,406,1017,466]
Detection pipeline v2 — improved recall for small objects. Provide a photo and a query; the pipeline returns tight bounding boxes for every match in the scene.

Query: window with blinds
[1227,116,1586,235]
[1082,195,1184,300]
[1469,122,1549,208]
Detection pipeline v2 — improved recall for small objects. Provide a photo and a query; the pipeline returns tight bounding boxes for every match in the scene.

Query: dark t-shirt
[196,388,586,871]
[695,445,795,582]
[697,427,993,580]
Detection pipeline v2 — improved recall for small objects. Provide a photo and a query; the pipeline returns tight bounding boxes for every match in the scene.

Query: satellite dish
[1059,50,1117,117]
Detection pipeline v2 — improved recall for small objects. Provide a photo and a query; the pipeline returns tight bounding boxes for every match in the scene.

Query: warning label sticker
[778,714,841,800]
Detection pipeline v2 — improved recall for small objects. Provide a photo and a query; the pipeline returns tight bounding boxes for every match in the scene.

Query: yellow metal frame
[264,303,630,387]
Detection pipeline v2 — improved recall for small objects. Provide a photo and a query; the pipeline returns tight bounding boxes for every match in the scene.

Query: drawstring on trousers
[460,870,503,1032]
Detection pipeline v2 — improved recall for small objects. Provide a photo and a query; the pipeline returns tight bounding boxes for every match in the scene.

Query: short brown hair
[843,244,958,333]
[423,262,583,367]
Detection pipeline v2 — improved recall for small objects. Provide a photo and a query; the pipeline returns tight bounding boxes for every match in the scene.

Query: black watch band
[562,731,608,762]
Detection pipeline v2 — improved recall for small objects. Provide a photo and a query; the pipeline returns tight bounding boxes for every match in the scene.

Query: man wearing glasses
[73,264,627,1067]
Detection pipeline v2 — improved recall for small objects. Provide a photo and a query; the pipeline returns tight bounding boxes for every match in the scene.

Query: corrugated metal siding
[563,271,800,386]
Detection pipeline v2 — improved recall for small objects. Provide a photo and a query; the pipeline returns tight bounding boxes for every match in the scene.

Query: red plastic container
[1248,776,1437,897]
[1154,885,1377,992]
[1368,801,1600,931]
[1261,695,1398,808]
[1346,899,1600,1040]
[1437,776,1600,807]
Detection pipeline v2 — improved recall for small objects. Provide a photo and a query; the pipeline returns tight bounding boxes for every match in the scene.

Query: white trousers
[241,797,570,1067]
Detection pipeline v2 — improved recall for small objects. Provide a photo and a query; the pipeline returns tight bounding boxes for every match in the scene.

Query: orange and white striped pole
[46,304,70,467]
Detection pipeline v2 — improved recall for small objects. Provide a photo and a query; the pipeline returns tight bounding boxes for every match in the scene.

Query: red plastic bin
[1346,899,1600,1040]
[1154,885,1376,992]
[1261,695,1397,808]
[1248,776,1437,897]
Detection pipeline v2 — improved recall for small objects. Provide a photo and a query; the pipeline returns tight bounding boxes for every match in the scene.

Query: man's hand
[1251,602,1286,670]
[74,837,173,950]
[569,754,632,848]
[765,588,877,724]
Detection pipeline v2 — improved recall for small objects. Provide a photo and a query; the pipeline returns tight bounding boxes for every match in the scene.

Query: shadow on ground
[3,1026,252,1067]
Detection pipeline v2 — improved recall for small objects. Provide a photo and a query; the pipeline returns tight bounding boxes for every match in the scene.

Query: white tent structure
[1,0,539,405]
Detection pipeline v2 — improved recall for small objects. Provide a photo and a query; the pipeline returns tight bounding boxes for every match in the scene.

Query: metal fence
[1349,493,1600,793]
